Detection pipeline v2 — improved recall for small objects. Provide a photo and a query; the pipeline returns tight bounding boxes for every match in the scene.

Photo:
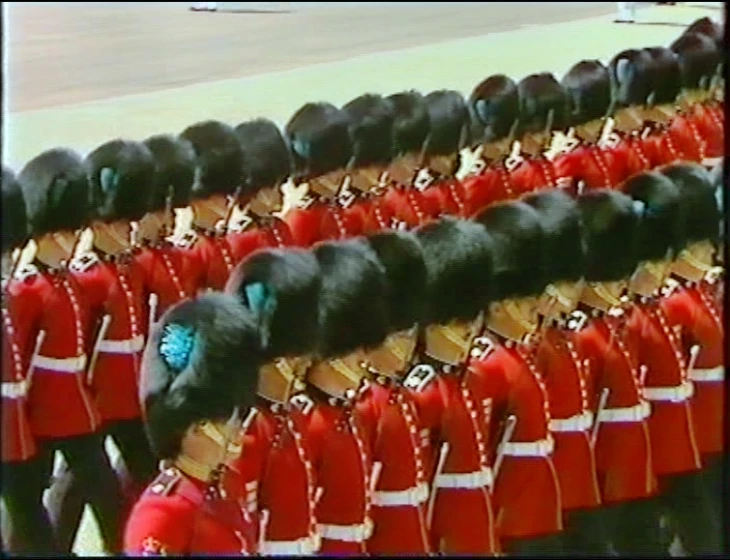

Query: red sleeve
[283,206,325,248]
[124,495,196,555]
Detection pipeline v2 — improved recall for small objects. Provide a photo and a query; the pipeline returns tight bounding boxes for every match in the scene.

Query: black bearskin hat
[143,134,197,213]
[622,171,684,262]
[516,73,571,135]
[415,217,495,325]
[2,168,29,251]
[685,17,723,50]
[561,60,612,126]
[234,118,293,197]
[225,247,321,361]
[643,47,682,105]
[342,94,396,168]
[386,90,431,157]
[285,102,352,179]
[179,120,245,199]
[475,202,548,300]
[577,189,641,282]
[660,163,720,244]
[85,139,156,223]
[361,230,427,334]
[710,160,724,244]
[313,239,389,358]
[140,292,264,460]
[423,90,470,156]
[523,190,586,284]
[18,148,91,236]
[670,32,721,91]
[469,74,520,144]
[609,49,654,107]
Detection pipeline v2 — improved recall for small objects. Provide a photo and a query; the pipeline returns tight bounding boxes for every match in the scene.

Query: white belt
[33,354,87,373]
[689,366,724,382]
[259,533,319,555]
[98,334,144,354]
[435,467,493,490]
[317,518,373,542]
[549,410,594,433]
[500,436,554,457]
[597,400,651,423]
[2,380,28,399]
[371,481,429,507]
[642,380,694,403]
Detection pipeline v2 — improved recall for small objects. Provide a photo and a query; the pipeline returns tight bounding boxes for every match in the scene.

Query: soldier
[555,59,632,192]
[225,248,322,556]
[133,136,198,321]
[124,292,263,555]
[511,73,572,196]
[469,202,563,555]
[382,91,441,229]
[283,102,359,247]
[524,190,609,554]
[461,74,521,213]
[297,240,392,554]
[657,163,724,553]
[571,189,664,554]
[12,148,125,553]
[410,217,499,554]
[417,90,472,219]
[340,94,399,234]
[1,167,59,554]
[227,118,295,261]
[178,120,247,292]
[350,230,432,555]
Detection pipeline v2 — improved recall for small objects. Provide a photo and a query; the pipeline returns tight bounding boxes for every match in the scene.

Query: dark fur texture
[660,163,720,244]
[342,94,396,168]
[85,139,157,222]
[523,190,586,284]
[179,120,245,199]
[609,49,654,107]
[475,202,548,299]
[18,148,91,236]
[643,47,682,105]
[143,135,197,212]
[415,217,495,324]
[361,230,427,334]
[710,159,725,243]
[516,73,570,135]
[670,32,721,90]
[386,90,431,156]
[623,171,684,262]
[423,90,469,156]
[285,102,352,179]
[469,74,520,144]
[225,247,321,360]
[313,239,389,358]
[577,189,640,282]
[2,168,29,251]
[140,292,264,460]
[686,17,723,50]
[561,60,612,126]
[235,119,293,197]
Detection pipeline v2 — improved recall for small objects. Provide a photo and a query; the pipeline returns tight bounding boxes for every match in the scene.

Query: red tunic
[640,127,682,168]
[661,284,725,458]
[614,135,653,183]
[8,266,102,439]
[319,204,366,241]
[350,197,398,234]
[124,466,256,555]
[626,302,701,476]
[306,400,372,555]
[283,203,330,248]
[469,344,562,541]
[534,327,601,511]
[382,185,441,229]
[188,232,237,292]
[573,316,657,504]
[227,217,293,265]
[461,166,518,217]
[508,157,558,196]
[2,282,38,462]
[690,103,724,159]
[72,255,147,423]
[553,145,616,194]
[420,179,470,219]
[668,114,706,163]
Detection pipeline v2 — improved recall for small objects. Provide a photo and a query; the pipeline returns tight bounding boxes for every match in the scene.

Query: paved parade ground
[1,1,723,555]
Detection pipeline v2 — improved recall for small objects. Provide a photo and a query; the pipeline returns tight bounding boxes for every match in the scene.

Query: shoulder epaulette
[470,336,495,361]
[403,364,437,393]
[661,278,681,298]
[566,310,589,332]
[15,263,39,282]
[229,214,254,234]
[69,252,100,273]
[290,393,314,416]
[167,230,198,250]
[147,467,182,497]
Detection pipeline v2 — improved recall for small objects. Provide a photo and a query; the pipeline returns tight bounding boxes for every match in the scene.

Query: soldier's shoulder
[13,263,41,283]
[69,251,101,274]
[144,467,184,498]
[402,363,438,393]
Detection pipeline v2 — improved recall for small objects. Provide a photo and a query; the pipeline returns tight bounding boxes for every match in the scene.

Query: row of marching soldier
[0,15,724,557]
